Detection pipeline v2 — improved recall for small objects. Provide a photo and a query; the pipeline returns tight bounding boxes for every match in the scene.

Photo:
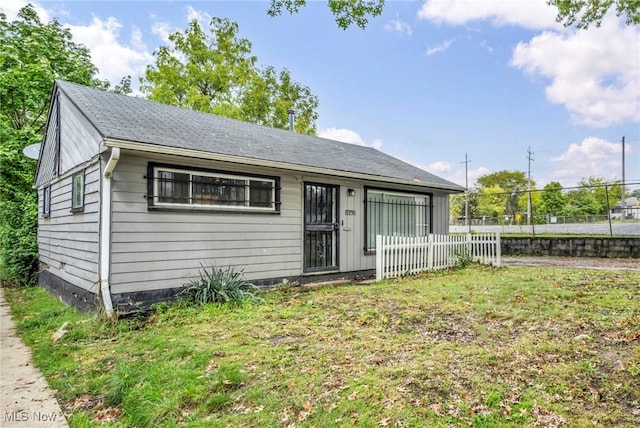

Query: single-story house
[610,197,640,220]
[35,81,464,314]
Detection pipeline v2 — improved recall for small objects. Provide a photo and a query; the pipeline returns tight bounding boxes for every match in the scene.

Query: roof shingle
[57,80,463,191]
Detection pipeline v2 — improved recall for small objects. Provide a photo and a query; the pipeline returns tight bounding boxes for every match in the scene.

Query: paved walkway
[0,287,68,427]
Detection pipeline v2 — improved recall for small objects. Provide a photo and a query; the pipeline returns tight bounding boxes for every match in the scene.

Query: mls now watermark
[4,410,60,423]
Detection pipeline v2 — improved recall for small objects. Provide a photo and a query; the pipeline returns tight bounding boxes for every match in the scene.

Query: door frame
[303,182,340,273]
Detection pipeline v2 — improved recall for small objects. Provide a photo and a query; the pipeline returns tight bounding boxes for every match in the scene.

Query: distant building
[610,197,640,220]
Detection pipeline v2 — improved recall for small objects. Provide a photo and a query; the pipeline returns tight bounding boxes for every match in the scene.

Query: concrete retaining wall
[501,237,640,258]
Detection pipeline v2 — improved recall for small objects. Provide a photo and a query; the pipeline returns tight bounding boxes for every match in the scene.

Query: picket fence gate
[375,233,501,281]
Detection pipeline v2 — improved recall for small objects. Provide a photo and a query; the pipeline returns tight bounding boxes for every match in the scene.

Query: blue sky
[4,0,639,189]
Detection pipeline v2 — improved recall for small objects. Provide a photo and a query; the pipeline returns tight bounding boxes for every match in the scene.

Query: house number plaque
[344,210,356,216]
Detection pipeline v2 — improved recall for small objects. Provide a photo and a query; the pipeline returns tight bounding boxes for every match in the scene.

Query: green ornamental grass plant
[180,265,261,305]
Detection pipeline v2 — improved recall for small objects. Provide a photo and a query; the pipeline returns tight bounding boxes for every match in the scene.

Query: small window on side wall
[42,186,51,218]
[71,170,85,212]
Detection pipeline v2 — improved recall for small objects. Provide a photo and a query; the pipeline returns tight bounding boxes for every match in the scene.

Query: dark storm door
[304,183,339,272]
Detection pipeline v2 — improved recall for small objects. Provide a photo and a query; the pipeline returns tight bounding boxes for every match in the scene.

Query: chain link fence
[450,182,640,237]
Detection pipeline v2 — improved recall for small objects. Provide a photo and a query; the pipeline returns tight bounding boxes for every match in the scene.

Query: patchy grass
[5,266,640,427]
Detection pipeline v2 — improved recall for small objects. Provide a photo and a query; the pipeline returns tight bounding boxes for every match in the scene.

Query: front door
[304,183,339,272]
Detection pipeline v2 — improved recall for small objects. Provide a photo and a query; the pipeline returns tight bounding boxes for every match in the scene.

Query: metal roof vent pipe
[288,109,295,132]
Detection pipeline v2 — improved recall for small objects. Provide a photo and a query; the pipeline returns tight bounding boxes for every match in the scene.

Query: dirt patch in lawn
[502,256,639,271]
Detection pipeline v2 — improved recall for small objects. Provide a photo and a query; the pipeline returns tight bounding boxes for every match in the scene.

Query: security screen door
[304,183,339,272]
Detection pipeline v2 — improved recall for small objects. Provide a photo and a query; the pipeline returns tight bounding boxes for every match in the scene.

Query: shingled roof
[57,80,463,192]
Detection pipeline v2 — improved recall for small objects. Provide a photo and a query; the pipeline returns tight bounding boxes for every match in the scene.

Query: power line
[467,181,640,196]
[526,146,534,226]
[621,136,626,207]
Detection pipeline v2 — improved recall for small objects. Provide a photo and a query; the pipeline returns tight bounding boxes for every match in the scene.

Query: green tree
[0,5,102,284]
[477,185,507,221]
[140,17,318,134]
[562,177,617,215]
[267,0,385,30]
[450,190,478,222]
[564,177,622,216]
[516,188,542,223]
[477,170,530,220]
[267,0,639,29]
[550,0,640,28]
[564,187,600,215]
[539,181,566,216]
[113,75,133,95]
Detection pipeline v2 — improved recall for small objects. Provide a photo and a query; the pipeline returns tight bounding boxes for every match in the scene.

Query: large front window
[149,164,279,212]
[365,189,431,250]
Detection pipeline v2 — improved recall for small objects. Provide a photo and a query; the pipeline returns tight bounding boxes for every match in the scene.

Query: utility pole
[526,146,534,226]
[461,153,472,232]
[621,136,626,219]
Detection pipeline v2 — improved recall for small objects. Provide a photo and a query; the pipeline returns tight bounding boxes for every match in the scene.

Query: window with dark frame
[71,170,85,212]
[148,164,280,213]
[365,189,431,251]
[42,186,51,217]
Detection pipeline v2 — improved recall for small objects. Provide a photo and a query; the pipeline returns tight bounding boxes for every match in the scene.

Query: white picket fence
[375,233,501,281]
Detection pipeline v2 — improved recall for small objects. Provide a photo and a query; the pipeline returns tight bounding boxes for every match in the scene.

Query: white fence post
[496,232,501,267]
[428,234,434,270]
[376,235,383,281]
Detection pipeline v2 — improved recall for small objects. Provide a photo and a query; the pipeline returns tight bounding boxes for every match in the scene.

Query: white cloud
[417,1,639,128]
[414,160,490,187]
[468,166,492,187]
[1,0,50,21]
[549,137,628,183]
[447,165,491,188]
[67,16,154,85]
[426,39,455,56]
[418,0,560,30]
[2,1,154,88]
[383,16,412,36]
[186,6,211,24]
[480,40,494,53]
[130,26,146,51]
[425,160,451,174]
[511,17,640,127]
[371,138,383,150]
[319,127,383,149]
[151,18,173,43]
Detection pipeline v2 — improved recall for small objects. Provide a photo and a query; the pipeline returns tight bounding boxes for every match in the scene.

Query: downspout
[100,147,120,316]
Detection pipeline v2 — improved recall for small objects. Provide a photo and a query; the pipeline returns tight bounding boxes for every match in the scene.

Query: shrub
[0,191,38,286]
[452,248,473,269]
[180,265,260,305]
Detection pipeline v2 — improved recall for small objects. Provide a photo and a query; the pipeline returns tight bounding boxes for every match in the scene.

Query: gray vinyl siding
[108,154,455,295]
[36,91,102,187]
[58,93,102,172]
[38,161,101,292]
[109,153,304,294]
[338,183,373,272]
[432,193,450,234]
[35,97,59,187]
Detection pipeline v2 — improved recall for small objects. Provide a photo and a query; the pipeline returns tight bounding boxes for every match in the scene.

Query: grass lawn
[5,266,640,427]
